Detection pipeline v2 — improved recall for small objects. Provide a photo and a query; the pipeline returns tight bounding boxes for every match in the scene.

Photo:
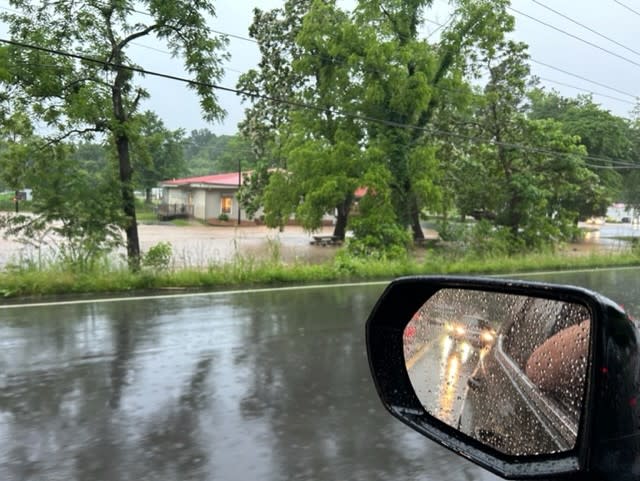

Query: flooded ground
[0,223,343,268]
[0,220,439,268]
[0,216,632,269]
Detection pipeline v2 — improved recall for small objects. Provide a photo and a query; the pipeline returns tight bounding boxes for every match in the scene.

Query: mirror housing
[366,276,637,480]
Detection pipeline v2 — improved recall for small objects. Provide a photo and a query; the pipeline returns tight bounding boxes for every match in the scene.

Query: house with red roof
[159,171,369,225]
[159,171,249,222]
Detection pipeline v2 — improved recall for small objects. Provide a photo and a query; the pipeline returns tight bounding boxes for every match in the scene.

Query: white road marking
[1,264,638,309]
[0,281,390,309]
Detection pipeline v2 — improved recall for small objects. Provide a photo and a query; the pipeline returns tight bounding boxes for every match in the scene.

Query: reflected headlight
[454,326,466,336]
[481,331,495,342]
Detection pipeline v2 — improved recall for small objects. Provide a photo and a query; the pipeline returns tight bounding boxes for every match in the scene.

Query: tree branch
[159,22,190,45]
[40,125,107,149]
[117,23,160,51]
[62,77,111,92]
[130,88,145,112]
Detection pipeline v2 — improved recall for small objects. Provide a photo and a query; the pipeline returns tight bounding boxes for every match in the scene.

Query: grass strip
[1,250,639,300]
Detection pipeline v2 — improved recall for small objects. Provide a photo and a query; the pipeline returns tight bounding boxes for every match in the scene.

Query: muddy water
[0,219,629,269]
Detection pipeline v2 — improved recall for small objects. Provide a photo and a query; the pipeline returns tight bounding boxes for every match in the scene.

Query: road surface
[1,268,639,480]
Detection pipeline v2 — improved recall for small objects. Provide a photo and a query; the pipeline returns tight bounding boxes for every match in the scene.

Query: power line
[508,5,640,69]
[128,27,633,106]
[537,77,635,105]
[530,0,640,58]
[7,2,633,107]
[206,17,640,102]
[121,2,640,102]
[1,2,638,166]
[613,0,640,18]
[529,58,637,99]
[1,36,637,170]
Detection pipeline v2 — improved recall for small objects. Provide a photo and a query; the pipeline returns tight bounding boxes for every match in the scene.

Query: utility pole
[237,157,241,225]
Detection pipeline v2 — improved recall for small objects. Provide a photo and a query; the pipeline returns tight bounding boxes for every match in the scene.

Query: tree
[458,41,603,249]
[237,0,311,163]
[351,0,515,240]
[528,89,633,207]
[239,0,516,244]
[182,129,254,175]
[72,141,109,175]
[267,0,365,238]
[132,111,186,203]
[1,0,228,269]
[236,0,312,231]
[0,138,125,271]
[621,104,640,212]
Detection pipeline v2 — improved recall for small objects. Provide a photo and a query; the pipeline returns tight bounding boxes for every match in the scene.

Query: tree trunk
[145,188,152,204]
[115,133,141,270]
[409,195,424,240]
[113,68,140,271]
[333,197,352,239]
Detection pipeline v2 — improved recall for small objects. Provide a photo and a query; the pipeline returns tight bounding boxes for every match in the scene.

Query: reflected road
[406,335,481,427]
[1,267,639,481]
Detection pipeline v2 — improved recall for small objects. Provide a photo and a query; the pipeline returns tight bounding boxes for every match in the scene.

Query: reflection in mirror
[403,289,591,457]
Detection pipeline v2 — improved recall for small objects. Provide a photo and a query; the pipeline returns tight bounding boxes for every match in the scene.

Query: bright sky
[1,0,639,135]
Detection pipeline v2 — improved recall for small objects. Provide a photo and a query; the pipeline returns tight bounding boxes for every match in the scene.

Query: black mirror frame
[366,276,621,480]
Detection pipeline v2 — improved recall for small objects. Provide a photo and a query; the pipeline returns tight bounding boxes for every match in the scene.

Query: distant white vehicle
[606,203,636,222]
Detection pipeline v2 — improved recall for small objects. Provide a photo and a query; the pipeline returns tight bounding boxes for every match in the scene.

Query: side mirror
[366,276,638,480]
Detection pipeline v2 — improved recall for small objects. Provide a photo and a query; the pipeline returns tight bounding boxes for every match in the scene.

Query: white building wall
[191,190,206,220]
[206,191,222,219]
[164,188,187,205]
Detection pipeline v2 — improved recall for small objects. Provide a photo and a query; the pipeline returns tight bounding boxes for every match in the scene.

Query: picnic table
[310,235,343,246]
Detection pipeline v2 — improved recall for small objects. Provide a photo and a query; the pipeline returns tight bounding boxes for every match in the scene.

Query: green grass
[1,249,639,299]
[171,219,191,227]
[134,201,158,223]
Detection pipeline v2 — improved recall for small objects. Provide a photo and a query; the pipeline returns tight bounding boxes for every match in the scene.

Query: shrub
[347,220,411,260]
[143,242,172,271]
[218,213,230,221]
[437,219,468,242]
[461,221,514,257]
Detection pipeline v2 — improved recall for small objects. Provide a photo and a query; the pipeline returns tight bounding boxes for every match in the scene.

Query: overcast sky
[2,0,639,135]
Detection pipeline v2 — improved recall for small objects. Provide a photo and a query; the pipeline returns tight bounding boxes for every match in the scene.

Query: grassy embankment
[1,246,639,299]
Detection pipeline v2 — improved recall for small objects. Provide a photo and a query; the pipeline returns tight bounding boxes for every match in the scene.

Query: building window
[221,196,233,215]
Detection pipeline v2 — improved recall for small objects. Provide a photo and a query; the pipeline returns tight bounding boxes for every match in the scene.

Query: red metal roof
[163,172,369,198]
[162,172,243,186]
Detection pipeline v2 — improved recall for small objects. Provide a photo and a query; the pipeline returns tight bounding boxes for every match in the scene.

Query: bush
[218,213,230,221]
[461,221,514,257]
[143,242,172,271]
[347,217,411,260]
[437,219,469,242]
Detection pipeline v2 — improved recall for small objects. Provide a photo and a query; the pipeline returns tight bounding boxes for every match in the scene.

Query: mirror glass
[403,288,591,456]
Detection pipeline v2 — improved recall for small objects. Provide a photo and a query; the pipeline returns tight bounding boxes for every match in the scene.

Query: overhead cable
[613,0,640,18]
[530,0,640,58]
[508,5,640,69]
[0,37,637,170]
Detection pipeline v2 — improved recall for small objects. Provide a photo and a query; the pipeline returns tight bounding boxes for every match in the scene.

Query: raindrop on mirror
[402,289,591,456]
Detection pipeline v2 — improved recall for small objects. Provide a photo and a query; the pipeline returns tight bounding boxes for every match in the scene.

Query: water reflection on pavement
[2,268,638,481]
[0,286,500,481]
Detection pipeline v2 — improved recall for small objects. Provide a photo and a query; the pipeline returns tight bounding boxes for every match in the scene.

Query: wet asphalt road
[0,268,639,481]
